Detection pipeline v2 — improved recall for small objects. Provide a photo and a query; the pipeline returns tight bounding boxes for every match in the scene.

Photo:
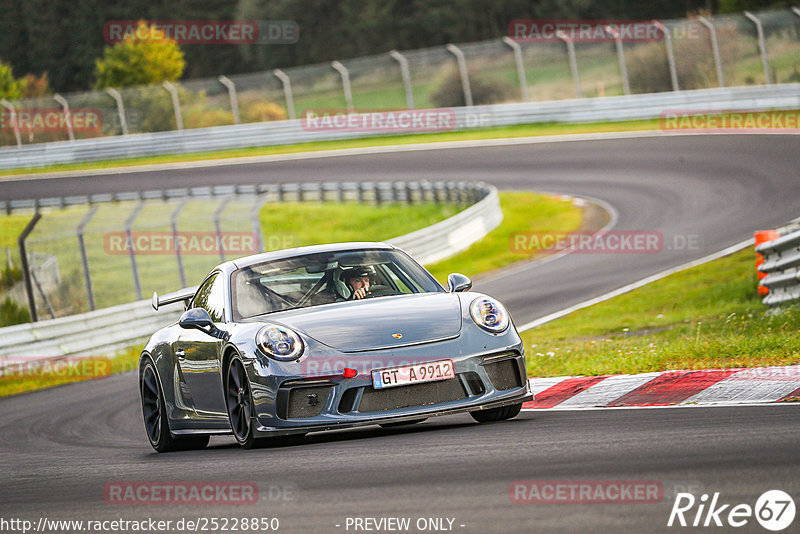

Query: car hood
[267,293,462,352]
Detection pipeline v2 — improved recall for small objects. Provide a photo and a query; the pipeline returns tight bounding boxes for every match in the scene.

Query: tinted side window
[192,272,225,322]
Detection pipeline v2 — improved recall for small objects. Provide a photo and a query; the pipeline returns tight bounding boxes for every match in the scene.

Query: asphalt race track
[1,132,799,533]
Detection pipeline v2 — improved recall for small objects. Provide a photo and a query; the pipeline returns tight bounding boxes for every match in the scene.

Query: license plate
[372,359,455,389]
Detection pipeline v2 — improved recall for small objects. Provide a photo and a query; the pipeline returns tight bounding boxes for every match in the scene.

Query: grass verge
[0,347,140,397]
[523,248,800,377]
[425,191,583,283]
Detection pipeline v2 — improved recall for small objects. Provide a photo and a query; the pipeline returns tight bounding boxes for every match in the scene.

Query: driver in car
[340,266,374,300]
[345,267,372,299]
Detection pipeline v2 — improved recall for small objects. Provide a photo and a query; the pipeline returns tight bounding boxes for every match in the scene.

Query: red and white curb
[523,365,800,409]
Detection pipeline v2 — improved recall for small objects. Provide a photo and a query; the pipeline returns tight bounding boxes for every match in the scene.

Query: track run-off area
[1,131,798,533]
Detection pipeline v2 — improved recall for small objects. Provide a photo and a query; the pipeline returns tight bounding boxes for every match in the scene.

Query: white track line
[517,238,755,332]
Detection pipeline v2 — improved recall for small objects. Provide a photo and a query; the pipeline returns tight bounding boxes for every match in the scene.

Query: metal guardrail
[758,227,800,307]
[1,84,798,170]
[0,182,501,360]
[3,179,483,214]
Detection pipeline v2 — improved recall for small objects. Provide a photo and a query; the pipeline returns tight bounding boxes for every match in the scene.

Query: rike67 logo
[668,490,795,531]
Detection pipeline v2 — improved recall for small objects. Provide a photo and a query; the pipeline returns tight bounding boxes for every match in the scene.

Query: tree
[93,21,184,89]
[18,73,51,99]
[0,59,20,100]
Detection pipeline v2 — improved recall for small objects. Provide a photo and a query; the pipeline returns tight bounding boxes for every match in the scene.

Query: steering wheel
[364,285,395,298]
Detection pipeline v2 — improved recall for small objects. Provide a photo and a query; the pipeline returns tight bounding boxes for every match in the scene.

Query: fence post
[389,50,415,109]
[446,44,473,107]
[331,61,355,113]
[556,31,582,98]
[697,16,725,88]
[0,99,22,147]
[218,76,240,124]
[251,196,267,252]
[446,182,455,203]
[18,212,42,322]
[653,20,679,92]
[214,197,232,263]
[104,88,129,135]
[502,37,530,101]
[125,201,145,300]
[604,26,630,95]
[422,181,432,202]
[170,199,188,288]
[76,205,99,311]
[743,11,771,85]
[53,94,75,141]
[272,69,296,120]
[162,81,184,130]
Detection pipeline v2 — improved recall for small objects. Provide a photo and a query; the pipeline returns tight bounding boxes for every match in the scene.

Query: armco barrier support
[755,229,780,296]
[757,227,800,306]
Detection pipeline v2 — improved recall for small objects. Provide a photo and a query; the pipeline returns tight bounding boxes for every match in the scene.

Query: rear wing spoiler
[152,286,199,311]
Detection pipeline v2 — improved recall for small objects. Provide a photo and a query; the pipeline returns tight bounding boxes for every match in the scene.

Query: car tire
[379,418,427,428]
[140,358,209,452]
[225,357,269,449]
[469,402,523,423]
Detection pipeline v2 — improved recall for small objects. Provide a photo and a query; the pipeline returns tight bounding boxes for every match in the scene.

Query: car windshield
[230,248,444,320]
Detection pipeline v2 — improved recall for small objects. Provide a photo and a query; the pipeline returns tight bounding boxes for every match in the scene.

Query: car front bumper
[247,345,532,437]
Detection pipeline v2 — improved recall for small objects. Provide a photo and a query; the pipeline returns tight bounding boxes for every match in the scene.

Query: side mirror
[179,308,215,331]
[447,273,472,293]
[179,308,231,340]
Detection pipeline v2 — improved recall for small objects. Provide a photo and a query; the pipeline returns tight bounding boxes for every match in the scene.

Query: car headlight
[257,325,304,360]
[470,297,509,333]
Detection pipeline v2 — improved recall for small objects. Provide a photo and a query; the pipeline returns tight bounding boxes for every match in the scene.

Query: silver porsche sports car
[139,242,532,451]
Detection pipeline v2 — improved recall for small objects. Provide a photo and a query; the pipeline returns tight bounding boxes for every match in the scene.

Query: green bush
[627,23,742,93]
[430,67,513,107]
[0,60,21,100]
[241,100,287,123]
[94,22,184,89]
[183,106,235,129]
[0,262,22,290]
[0,296,29,327]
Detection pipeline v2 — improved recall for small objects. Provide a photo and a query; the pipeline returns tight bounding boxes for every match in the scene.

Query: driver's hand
[353,287,368,299]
